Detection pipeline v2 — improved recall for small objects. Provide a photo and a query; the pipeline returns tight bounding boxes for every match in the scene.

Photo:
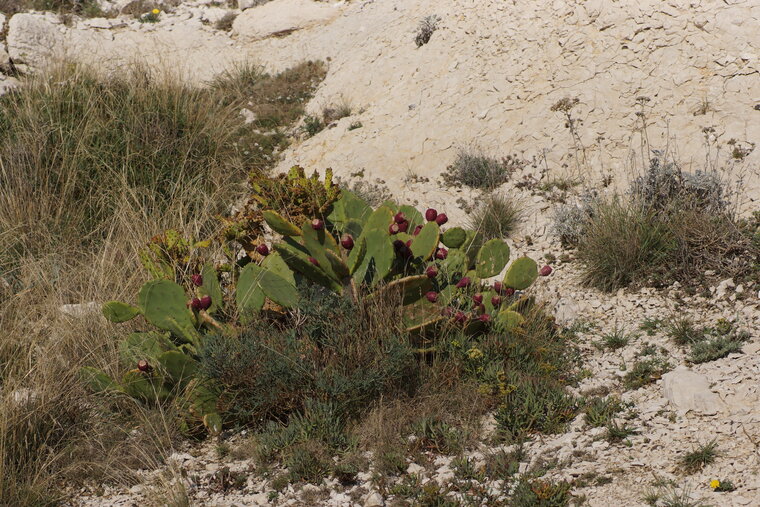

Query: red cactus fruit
[389,223,400,234]
[435,247,448,260]
[425,291,438,303]
[455,277,471,288]
[493,281,504,294]
[504,287,515,297]
[190,298,202,311]
[435,213,448,226]
[308,257,320,267]
[311,218,325,230]
[478,314,491,323]
[491,295,502,307]
[441,307,453,317]
[425,208,438,221]
[397,220,409,233]
[340,234,354,250]
[405,239,413,248]
[137,359,152,372]
[472,293,483,305]
[413,225,423,236]
[539,265,553,276]
[394,212,406,224]
[425,265,438,278]
[454,310,467,323]
[199,295,212,310]
[191,274,203,286]
[255,243,270,256]
[393,239,405,251]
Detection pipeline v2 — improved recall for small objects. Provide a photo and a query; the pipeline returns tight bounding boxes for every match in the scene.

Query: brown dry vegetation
[0,61,323,505]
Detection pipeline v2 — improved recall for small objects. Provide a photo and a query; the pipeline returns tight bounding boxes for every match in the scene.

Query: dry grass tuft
[0,60,323,505]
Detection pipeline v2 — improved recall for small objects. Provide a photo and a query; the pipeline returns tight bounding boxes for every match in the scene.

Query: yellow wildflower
[152,8,160,14]
[710,479,720,489]
[467,347,483,360]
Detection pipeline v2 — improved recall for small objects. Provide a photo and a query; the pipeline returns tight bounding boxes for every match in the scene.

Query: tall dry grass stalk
[0,63,252,504]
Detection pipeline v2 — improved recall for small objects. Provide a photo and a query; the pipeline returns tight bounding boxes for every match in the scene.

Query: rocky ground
[4,0,760,505]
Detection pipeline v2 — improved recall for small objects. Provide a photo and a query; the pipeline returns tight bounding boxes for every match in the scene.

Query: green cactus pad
[347,235,367,275]
[441,227,467,248]
[353,229,395,286]
[261,252,296,287]
[461,230,485,267]
[328,190,372,229]
[342,219,364,239]
[238,263,299,311]
[301,219,341,282]
[119,332,177,366]
[441,248,468,277]
[122,370,166,402]
[263,210,302,236]
[410,222,440,260]
[203,413,223,434]
[80,366,120,393]
[381,274,433,305]
[275,243,343,292]
[364,205,395,231]
[185,380,223,434]
[325,249,350,280]
[503,257,538,290]
[138,280,200,345]
[494,310,525,331]
[200,264,223,314]
[475,239,511,278]
[158,350,198,387]
[236,264,266,320]
[102,301,141,323]
[402,298,445,332]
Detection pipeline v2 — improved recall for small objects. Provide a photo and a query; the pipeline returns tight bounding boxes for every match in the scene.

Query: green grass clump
[593,325,633,351]
[466,193,523,241]
[679,440,719,474]
[584,397,624,428]
[511,477,573,506]
[623,358,670,390]
[576,200,675,291]
[689,336,745,364]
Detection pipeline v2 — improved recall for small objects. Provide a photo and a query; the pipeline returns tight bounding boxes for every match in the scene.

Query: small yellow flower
[151,8,160,14]
[710,479,720,489]
[467,347,483,360]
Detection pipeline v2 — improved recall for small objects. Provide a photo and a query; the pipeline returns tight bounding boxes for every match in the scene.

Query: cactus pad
[441,227,467,248]
[263,210,302,236]
[503,257,538,290]
[102,301,141,323]
[475,239,511,278]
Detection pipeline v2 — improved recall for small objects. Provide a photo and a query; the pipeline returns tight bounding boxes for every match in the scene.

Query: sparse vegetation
[441,148,522,189]
[466,193,522,240]
[214,11,238,31]
[593,325,633,351]
[415,15,441,47]
[562,155,758,292]
[623,357,671,390]
[584,397,624,428]
[679,440,719,474]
